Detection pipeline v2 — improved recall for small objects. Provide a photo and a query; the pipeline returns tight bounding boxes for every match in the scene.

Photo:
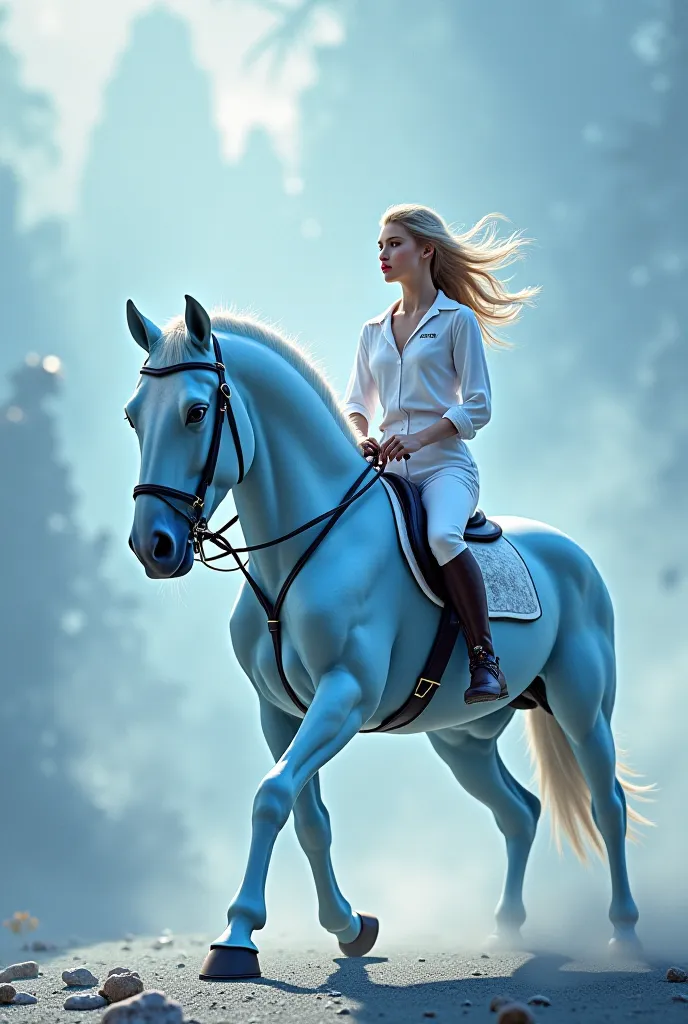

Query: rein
[132,334,388,714]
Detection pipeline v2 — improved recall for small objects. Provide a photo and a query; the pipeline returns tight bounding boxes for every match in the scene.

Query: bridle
[132,333,245,548]
[131,333,387,714]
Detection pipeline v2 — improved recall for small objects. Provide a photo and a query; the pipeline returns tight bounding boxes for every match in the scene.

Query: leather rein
[132,334,387,713]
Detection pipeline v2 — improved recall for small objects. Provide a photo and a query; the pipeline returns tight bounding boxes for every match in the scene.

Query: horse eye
[186,405,208,425]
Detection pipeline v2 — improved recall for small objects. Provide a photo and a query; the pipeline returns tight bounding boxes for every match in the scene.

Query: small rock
[64,993,108,1010]
[62,968,99,987]
[152,938,173,950]
[667,967,688,983]
[176,964,185,969]
[422,1014,436,1019]
[418,957,426,962]
[672,992,688,1003]
[497,1004,535,1024]
[123,934,135,943]
[329,990,342,997]
[462,1000,472,1007]
[0,986,16,1005]
[481,953,490,959]
[471,970,483,976]
[527,993,551,1006]
[108,967,137,978]
[101,990,184,1024]
[490,995,513,1012]
[12,992,39,1005]
[99,971,143,1004]
[121,946,132,952]
[0,961,39,984]
[336,1011,350,1017]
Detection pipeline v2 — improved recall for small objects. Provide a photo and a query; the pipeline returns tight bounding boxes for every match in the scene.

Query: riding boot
[440,547,509,705]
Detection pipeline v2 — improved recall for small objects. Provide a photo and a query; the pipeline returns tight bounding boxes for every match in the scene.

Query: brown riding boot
[441,547,509,705]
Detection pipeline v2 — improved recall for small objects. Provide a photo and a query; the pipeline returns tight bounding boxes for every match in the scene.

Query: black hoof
[338,913,379,957]
[199,944,261,980]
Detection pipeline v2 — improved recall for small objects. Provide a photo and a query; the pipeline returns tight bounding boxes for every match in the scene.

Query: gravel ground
[2,933,688,1023]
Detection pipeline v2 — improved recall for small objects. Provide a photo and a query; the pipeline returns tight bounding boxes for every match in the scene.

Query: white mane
[155,306,359,448]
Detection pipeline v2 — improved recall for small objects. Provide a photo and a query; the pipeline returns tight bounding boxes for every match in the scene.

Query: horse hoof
[199,945,261,980]
[484,930,525,953]
[338,913,379,957]
[608,934,644,962]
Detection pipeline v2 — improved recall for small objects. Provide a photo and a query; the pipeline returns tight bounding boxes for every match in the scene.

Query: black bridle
[131,333,386,714]
[132,334,245,535]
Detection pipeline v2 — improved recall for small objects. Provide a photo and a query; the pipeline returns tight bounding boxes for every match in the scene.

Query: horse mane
[155,306,359,449]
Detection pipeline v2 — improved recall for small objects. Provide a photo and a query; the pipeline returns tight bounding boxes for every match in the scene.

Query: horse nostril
[152,530,175,561]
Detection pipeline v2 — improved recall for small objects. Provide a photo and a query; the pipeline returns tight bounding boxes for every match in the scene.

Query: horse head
[125,295,253,578]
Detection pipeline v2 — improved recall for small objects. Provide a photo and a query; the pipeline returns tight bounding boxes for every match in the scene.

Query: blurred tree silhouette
[0,4,200,943]
[0,357,200,942]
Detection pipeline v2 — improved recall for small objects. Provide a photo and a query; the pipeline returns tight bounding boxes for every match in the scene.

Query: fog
[1,0,686,960]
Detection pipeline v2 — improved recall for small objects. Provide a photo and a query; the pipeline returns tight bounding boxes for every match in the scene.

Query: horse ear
[184,294,212,353]
[126,299,162,352]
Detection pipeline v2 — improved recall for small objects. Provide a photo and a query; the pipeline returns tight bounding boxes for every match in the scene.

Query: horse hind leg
[428,716,541,950]
[537,626,651,956]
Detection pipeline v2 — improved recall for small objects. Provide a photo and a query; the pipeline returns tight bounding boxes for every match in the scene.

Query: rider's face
[377,224,432,284]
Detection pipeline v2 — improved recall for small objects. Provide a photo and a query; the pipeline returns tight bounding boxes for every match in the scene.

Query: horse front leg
[258,698,363,945]
[200,661,379,979]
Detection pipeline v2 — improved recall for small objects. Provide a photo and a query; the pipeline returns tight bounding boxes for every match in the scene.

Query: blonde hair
[380,203,541,348]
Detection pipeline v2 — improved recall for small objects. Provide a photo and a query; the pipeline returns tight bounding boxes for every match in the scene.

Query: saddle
[373,472,552,723]
[381,472,502,604]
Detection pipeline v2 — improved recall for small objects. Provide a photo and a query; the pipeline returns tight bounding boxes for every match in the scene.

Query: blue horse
[125,294,652,980]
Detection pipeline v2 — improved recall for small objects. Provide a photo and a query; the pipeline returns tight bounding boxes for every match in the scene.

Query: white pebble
[0,962,39,984]
[527,993,551,1006]
[101,989,184,1024]
[12,992,38,1005]
[62,968,99,987]
[64,993,108,1010]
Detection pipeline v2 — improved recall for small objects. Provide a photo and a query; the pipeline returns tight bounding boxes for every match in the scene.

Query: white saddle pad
[381,477,541,621]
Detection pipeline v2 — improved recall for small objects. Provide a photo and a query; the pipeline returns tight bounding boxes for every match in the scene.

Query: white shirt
[342,289,492,443]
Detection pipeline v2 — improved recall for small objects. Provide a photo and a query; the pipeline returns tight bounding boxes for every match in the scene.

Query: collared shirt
[342,288,491,442]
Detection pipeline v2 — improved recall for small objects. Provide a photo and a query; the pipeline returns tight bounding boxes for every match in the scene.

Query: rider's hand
[380,433,423,462]
[358,436,381,460]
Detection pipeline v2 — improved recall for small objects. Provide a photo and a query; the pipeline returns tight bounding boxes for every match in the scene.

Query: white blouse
[342,289,492,442]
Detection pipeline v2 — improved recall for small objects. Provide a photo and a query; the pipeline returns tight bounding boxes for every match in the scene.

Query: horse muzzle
[129,517,195,579]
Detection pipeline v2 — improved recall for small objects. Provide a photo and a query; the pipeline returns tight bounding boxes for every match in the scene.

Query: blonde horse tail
[525,708,655,863]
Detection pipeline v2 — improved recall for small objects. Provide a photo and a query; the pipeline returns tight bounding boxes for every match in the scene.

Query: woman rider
[342,203,539,704]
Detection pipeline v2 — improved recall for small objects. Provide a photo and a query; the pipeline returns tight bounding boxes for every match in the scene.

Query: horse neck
[229,338,366,590]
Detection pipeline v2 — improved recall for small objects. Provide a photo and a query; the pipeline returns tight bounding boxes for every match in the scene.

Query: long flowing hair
[380,203,541,348]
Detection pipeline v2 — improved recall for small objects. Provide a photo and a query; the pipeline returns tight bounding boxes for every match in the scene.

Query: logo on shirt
[419,332,437,338]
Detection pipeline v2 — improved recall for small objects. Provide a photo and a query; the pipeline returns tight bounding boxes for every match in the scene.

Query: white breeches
[385,460,480,566]
[419,469,479,564]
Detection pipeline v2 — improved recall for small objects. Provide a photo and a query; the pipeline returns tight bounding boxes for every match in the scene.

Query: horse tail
[524,708,655,863]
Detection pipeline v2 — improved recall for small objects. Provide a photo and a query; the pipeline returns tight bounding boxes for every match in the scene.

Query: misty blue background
[1,0,686,957]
